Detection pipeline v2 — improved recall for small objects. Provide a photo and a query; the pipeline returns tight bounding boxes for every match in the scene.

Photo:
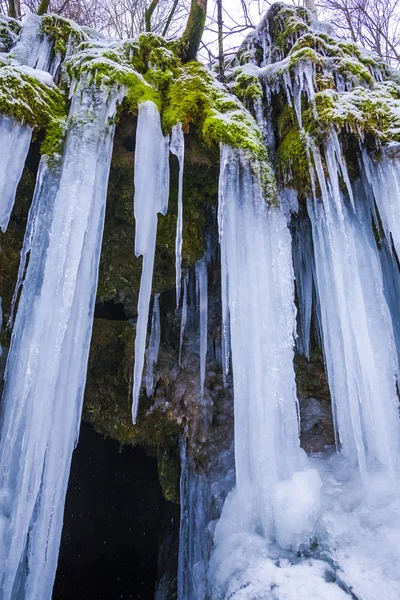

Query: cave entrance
[53,423,179,599]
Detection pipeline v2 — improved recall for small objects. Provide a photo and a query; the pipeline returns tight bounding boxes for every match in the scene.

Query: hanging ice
[8,157,60,327]
[361,145,400,260]
[0,14,60,233]
[170,123,185,308]
[308,152,400,477]
[217,145,316,539]
[196,259,208,399]
[292,216,314,358]
[0,81,122,600]
[179,273,188,367]
[146,293,161,398]
[210,146,324,599]
[132,101,170,423]
[12,15,54,73]
[0,116,32,232]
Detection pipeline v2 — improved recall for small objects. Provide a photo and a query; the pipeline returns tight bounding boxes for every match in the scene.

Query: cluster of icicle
[0,14,202,598]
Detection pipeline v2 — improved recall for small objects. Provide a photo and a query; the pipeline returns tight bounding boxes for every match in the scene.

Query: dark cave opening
[94,299,127,321]
[53,423,179,600]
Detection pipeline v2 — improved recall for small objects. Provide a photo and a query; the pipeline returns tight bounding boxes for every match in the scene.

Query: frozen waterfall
[308,148,400,477]
[131,100,170,423]
[0,82,122,600]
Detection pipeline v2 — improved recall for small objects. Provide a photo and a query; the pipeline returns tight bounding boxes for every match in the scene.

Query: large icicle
[196,259,208,399]
[0,81,122,600]
[0,116,32,232]
[13,15,54,72]
[132,101,170,423]
[170,123,185,308]
[179,273,188,367]
[146,293,161,397]
[308,162,400,476]
[217,145,316,540]
[292,217,314,358]
[361,146,400,260]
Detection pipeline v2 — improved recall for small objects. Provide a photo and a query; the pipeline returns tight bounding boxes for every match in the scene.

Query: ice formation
[146,293,161,398]
[179,273,188,367]
[0,82,122,600]
[0,116,32,232]
[196,259,208,399]
[131,101,170,423]
[170,123,185,308]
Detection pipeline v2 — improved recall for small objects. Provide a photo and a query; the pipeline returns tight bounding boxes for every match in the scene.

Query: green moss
[275,125,310,199]
[0,64,66,124]
[41,14,85,57]
[231,69,263,102]
[311,83,400,141]
[0,62,67,155]
[288,47,323,69]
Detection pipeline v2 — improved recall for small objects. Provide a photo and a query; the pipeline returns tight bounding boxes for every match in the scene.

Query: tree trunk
[8,0,20,18]
[217,0,224,81]
[177,0,207,62]
[305,0,318,17]
[37,0,51,15]
[145,0,161,32]
[162,0,179,37]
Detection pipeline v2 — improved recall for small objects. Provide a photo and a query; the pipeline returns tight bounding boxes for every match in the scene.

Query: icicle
[170,123,185,308]
[8,158,59,326]
[380,240,400,366]
[218,151,231,383]
[145,293,161,398]
[0,81,123,600]
[179,273,188,367]
[132,101,170,424]
[292,217,313,358]
[308,169,400,477]
[196,259,208,400]
[13,15,53,72]
[0,297,2,359]
[177,437,211,600]
[361,146,400,259]
[0,115,32,232]
[217,145,316,540]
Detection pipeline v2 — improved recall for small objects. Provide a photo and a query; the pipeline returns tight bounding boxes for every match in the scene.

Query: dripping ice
[196,259,208,400]
[170,123,185,308]
[146,293,161,398]
[0,14,58,232]
[131,101,170,423]
[0,81,122,600]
